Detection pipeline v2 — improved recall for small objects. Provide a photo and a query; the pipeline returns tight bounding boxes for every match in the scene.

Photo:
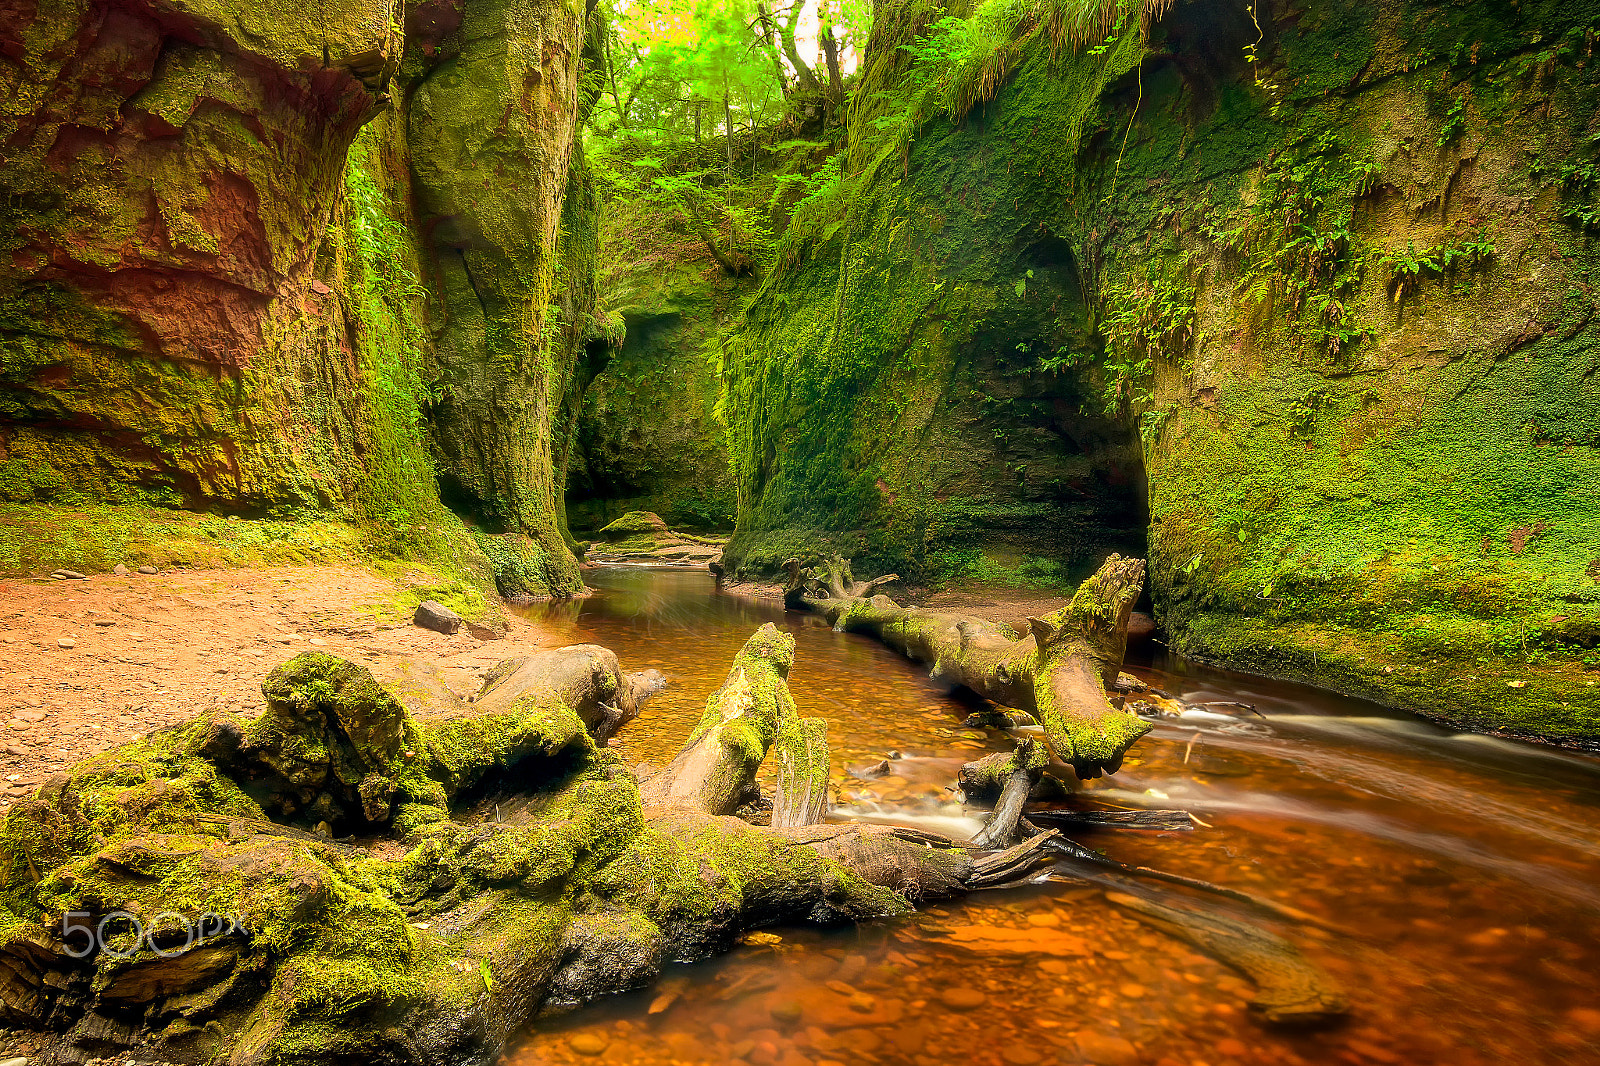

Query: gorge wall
[563,208,739,534]
[0,0,608,598]
[718,0,1600,742]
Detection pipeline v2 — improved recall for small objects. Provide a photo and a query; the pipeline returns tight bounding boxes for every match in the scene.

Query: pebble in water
[938,987,987,1010]
[1072,1031,1139,1065]
[568,1032,608,1056]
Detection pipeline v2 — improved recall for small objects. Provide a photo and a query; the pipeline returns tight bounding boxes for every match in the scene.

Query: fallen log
[783,553,1151,777]
[638,624,801,815]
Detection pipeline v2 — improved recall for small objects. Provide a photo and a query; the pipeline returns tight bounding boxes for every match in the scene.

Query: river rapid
[502,566,1600,1066]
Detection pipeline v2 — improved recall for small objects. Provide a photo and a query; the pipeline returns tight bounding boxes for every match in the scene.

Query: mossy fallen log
[783,553,1152,776]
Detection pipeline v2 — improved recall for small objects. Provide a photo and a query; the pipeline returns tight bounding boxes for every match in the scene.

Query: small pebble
[770,1001,802,1024]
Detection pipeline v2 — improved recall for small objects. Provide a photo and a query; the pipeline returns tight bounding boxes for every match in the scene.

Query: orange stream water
[503,567,1600,1066]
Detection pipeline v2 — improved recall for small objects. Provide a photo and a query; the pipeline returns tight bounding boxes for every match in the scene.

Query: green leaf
[479,958,494,993]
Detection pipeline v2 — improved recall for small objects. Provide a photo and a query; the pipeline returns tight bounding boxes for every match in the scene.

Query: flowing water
[502,567,1600,1066]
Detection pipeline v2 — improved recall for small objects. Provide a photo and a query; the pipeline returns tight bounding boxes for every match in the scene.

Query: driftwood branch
[1026,808,1195,832]
[968,739,1047,849]
[783,553,1151,776]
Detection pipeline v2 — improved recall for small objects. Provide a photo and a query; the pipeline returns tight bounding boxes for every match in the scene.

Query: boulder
[413,600,462,636]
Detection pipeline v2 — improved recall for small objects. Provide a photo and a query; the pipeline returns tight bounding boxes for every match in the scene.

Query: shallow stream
[503,567,1600,1066]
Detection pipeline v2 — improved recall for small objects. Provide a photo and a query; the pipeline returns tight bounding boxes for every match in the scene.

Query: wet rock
[1126,611,1157,643]
[770,1000,802,1025]
[938,987,986,1010]
[568,1033,608,1056]
[412,600,462,636]
[1072,1031,1139,1065]
[1001,1044,1044,1065]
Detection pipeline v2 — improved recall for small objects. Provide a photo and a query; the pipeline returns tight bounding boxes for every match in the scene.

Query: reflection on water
[505,567,1600,1066]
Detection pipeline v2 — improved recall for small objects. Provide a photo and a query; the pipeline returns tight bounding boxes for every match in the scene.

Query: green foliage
[1436,95,1467,146]
[1096,268,1197,417]
[1376,229,1496,303]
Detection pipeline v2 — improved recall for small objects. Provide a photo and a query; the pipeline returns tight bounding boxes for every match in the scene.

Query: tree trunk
[755,2,791,93]
[604,29,626,126]
[781,0,822,94]
[784,554,1152,777]
[819,4,845,116]
[723,78,737,263]
[771,716,830,828]
[639,623,797,814]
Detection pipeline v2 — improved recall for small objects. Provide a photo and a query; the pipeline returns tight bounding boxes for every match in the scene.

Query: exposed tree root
[783,553,1151,777]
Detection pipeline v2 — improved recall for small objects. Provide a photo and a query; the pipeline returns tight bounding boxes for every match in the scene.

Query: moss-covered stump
[0,633,1051,1064]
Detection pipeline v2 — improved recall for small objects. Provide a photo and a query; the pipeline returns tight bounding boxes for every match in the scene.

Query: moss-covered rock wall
[566,238,740,533]
[722,0,1600,742]
[0,0,607,598]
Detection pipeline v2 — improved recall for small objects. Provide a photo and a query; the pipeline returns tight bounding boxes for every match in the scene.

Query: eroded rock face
[0,0,605,598]
[0,0,402,508]
[720,0,1600,743]
[408,0,592,594]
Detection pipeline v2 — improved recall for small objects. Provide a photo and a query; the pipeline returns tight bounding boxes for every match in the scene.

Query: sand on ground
[0,565,560,813]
